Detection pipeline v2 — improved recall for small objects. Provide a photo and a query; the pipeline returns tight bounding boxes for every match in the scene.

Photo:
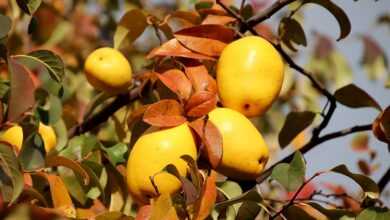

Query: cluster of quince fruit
[82,36,284,204]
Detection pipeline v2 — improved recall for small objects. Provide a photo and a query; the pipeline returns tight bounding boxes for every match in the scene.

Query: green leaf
[81,161,107,202]
[7,58,36,122]
[302,0,351,41]
[217,181,242,216]
[114,9,148,49]
[0,14,12,39]
[360,36,388,81]
[195,1,213,10]
[271,151,306,192]
[357,208,390,220]
[279,111,316,148]
[279,17,307,51]
[18,133,45,171]
[102,143,128,166]
[236,201,261,220]
[331,164,379,198]
[215,188,262,209]
[15,50,65,82]
[334,84,381,111]
[0,143,23,204]
[58,166,87,205]
[16,0,42,15]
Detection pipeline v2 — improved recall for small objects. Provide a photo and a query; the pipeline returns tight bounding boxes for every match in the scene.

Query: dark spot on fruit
[258,156,267,164]
[243,103,250,110]
[99,56,103,61]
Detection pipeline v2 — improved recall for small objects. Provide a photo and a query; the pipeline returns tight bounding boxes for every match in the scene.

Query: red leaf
[189,119,222,169]
[170,11,201,25]
[7,58,36,122]
[146,38,215,60]
[174,35,226,57]
[194,171,217,220]
[185,65,217,94]
[157,69,192,100]
[186,91,217,117]
[143,99,187,127]
[175,24,235,43]
[135,205,152,220]
[287,182,316,200]
[202,15,236,25]
[357,159,371,176]
[372,106,390,144]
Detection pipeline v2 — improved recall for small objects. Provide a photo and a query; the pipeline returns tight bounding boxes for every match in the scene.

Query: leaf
[0,14,12,39]
[279,111,316,148]
[150,194,179,220]
[186,91,217,117]
[285,203,328,220]
[334,84,381,111]
[81,161,107,202]
[58,166,87,205]
[180,155,202,191]
[7,59,36,122]
[309,202,355,219]
[0,143,23,204]
[114,9,148,49]
[164,164,199,205]
[351,133,370,152]
[279,17,307,51]
[143,99,187,127]
[184,65,217,94]
[360,35,388,80]
[175,24,235,43]
[217,181,242,215]
[147,38,215,60]
[271,151,306,192]
[45,155,90,185]
[16,0,42,15]
[201,15,236,25]
[195,1,213,11]
[174,35,226,57]
[171,11,201,24]
[189,118,222,169]
[236,201,261,220]
[194,171,217,220]
[136,205,152,220]
[157,69,192,100]
[302,0,351,41]
[372,106,390,144]
[357,208,390,220]
[331,164,379,198]
[40,173,76,218]
[102,143,128,166]
[215,188,262,209]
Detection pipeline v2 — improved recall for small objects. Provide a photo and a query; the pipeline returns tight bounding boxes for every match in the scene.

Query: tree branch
[378,167,390,192]
[68,86,142,137]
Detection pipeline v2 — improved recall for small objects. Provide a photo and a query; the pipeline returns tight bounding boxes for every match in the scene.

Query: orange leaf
[185,65,217,94]
[373,106,390,144]
[194,171,217,220]
[39,173,76,218]
[150,194,179,220]
[186,91,217,117]
[175,24,235,43]
[135,205,152,220]
[171,11,201,25]
[189,119,222,169]
[174,35,226,57]
[147,38,214,60]
[157,69,192,100]
[143,99,187,127]
[202,15,236,25]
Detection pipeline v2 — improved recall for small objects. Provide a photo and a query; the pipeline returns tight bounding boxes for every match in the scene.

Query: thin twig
[271,172,323,219]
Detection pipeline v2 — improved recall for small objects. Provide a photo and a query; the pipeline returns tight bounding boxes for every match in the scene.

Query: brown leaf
[157,69,192,100]
[189,119,222,169]
[171,11,201,24]
[7,58,36,122]
[185,65,217,94]
[147,38,214,60]
[372,106,390,144]
[174,35,226,57]
[135,205,152,220]
[194,171,217,220]
[202,15,236,25]
[143,99,187,127]
[351,133,370,152]
[128,105,148,129]
[357,160,371,176]
[186,91,217,117]
[45,155,90,185]
[175,24,235,43]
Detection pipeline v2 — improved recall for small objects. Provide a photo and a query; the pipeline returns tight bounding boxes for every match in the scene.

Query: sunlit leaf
[171,11,201,24]
[102,143,128,166]
[114,9,148,49]
[185,65,217,94]
[216,188,262,209]
[351,133,370,152]
[271,151,306,192]
[143,99,186,127]
[302,0,351,41]
[279,111,316,148]
[334,84,381,111]
[360,35,388,81]
[7,59,36,122]
[331,164,379,198]
[202,15,236,25]
[157,69,192,100]
[16,0,41,15]
[174,35,226,57]
[194,171,217,220]
[356,207,390,220]
[175,24,235,43]
[186,91,217,117]
[150,194,179,220]
[0,143,23,204]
